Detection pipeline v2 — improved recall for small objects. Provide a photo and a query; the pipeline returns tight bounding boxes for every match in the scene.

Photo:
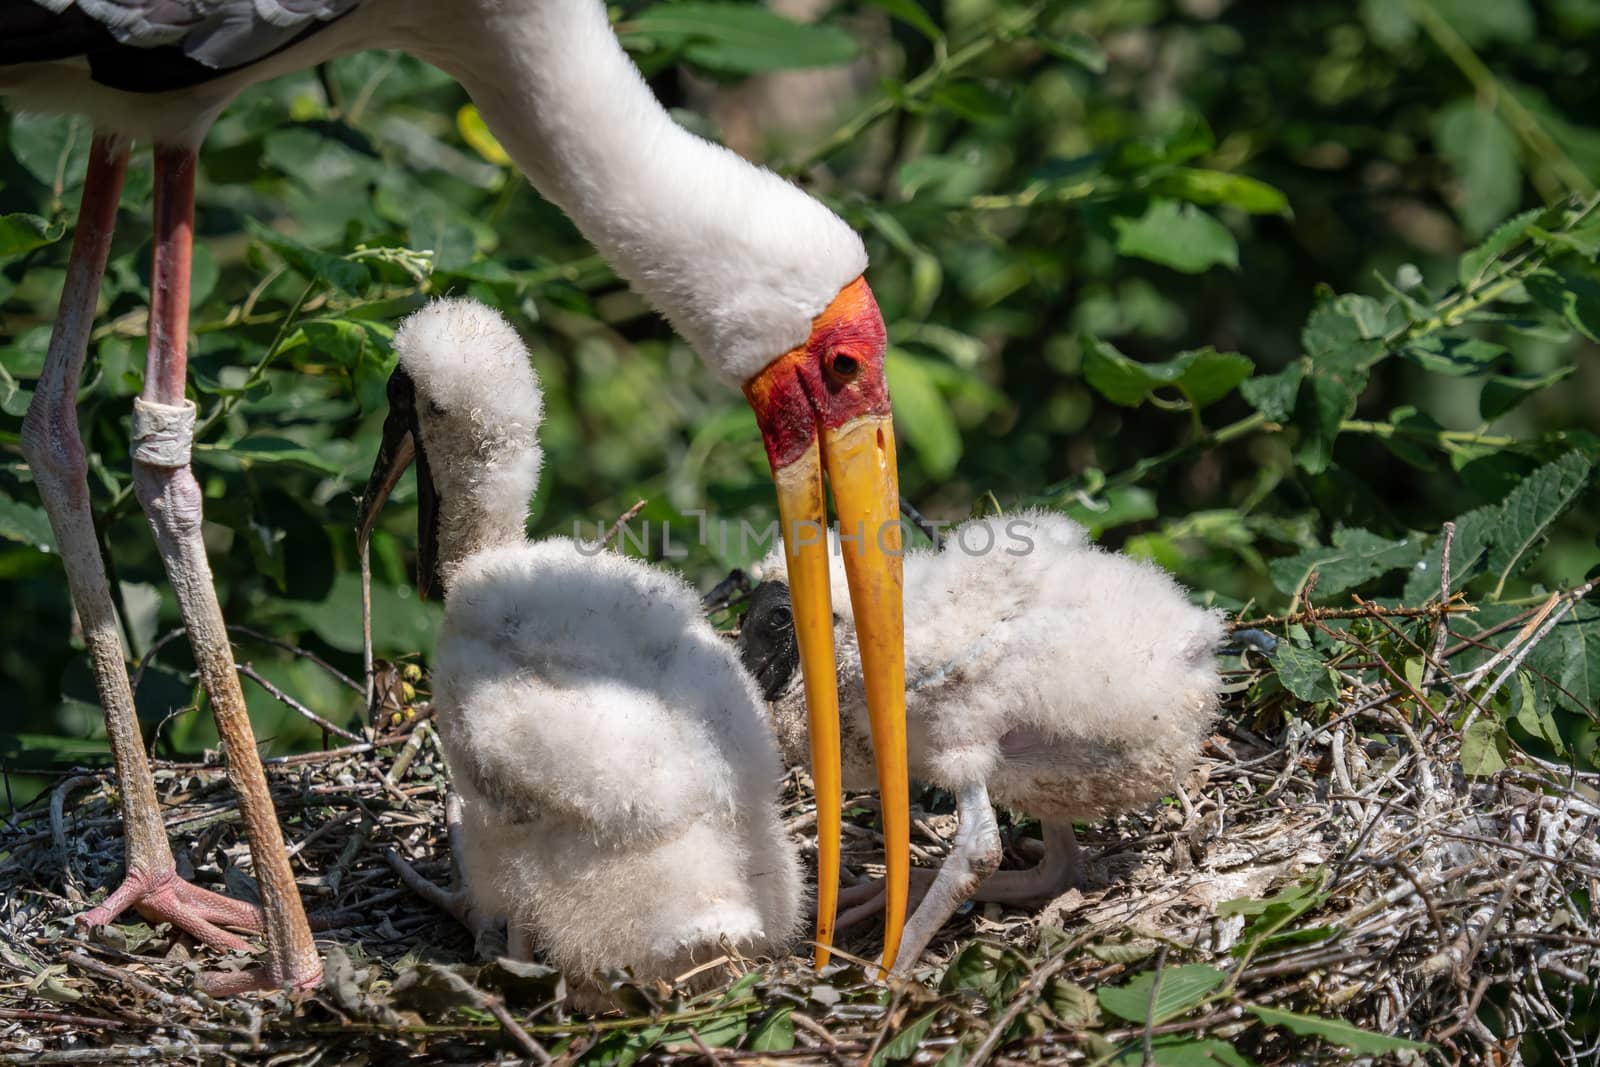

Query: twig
[50,775,100,859]
[1461,582,1593,733]
[228,624,363,694]
[604,499,649,549]
[362,540,376,721]
[1143,945,1168,1066]
[128,626,193,693]
[685,1025,722,1064]
[1421,522,1456,690]
[482,992,552,1065]
[385,721,435,788]
[65,950,202,1013]
[236,663,363,743]
[1232,599,1473,631]
[968,949,1078,1067]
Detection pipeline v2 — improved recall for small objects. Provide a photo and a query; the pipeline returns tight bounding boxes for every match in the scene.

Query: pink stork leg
[23,135,265,963]
[123,144,321,994]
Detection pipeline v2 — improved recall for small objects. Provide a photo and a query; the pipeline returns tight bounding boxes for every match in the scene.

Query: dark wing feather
[0,0,360,92]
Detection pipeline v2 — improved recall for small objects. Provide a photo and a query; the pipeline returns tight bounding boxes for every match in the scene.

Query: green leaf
[1303,293,1393,354]
[1461,719,1511,775]
[1097,964,1225,1025]
[1510,670,1566,755]
[1239,362,1305,422]
[1480,364,1577,421]
[1525,602,1599,718]
[620,4,859,74]
[1113,1037,1258,1066]
[1434,99,1523,239]
[1530,222,1600,259]
[1112,200,1238,273]
[1430,0,1534,46]
[196,435,343,476]
[930,81,1009,125]
[1036,29,1106,73]
[1176,348,1256,407]
[1154,168,1290,215]
[1060,486,1157,537]
[1247,1006,1431,1054]
[0,212,65,257]
[867,0,941,41]
[886,347,962,478]
[1045,978,1100,1027]
[8,113,91,192]
[746,1008,795,1052]
[1402,500,1498,603]
[1081,339,1252,409]
[246,218,372,294]
[1524,270,1600,342]
[1271,641,1340,703]
[1458,205,1543,287]
[870,1009,939,1066]
[1484,450,1596,587]
[0,495,55,552]
[1403,335,1508,377]
[1362,0,1415,48]
[0,359,31,417]
[1268,527,1424,598]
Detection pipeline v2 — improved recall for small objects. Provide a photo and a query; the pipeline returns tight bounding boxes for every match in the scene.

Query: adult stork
[2,0,910,993]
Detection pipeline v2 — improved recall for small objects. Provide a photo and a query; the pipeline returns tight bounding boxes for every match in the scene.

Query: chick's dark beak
[356,367,443,600]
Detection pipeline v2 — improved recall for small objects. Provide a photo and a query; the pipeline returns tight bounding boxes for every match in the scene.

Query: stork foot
[79,865,262,952]
[78,866,319,993]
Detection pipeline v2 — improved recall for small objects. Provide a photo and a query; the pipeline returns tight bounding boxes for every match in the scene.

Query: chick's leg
[888,780,1000,974]
[386,793,507,958]
[964,820,1085,904]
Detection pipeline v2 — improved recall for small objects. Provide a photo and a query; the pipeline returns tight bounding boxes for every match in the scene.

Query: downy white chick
[737,510,1224,971]
[360,299,802,999]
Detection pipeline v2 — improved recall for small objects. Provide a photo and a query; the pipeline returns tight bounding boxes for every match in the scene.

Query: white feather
[398,299,802,997]
[756,509,1225,822]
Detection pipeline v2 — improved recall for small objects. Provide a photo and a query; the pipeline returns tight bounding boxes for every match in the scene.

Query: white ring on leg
[131,397,197,468]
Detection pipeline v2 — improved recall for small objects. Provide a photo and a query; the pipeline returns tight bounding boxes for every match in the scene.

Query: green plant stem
[1408,0,1595,199]
[1339,420,1517,450]
[781,5,1042,177]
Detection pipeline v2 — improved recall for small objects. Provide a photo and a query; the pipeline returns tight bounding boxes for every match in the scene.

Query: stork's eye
[827,352,860,383]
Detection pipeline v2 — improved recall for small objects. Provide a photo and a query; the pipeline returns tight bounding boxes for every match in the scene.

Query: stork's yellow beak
[746,277,909,974]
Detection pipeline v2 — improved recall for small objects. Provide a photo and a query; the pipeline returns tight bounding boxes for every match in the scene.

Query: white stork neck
[417,0,867,386]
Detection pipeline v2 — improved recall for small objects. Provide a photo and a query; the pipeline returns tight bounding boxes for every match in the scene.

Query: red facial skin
[744,276,890,470]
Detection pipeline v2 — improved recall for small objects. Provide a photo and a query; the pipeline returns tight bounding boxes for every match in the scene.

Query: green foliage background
[1,0,1597,805]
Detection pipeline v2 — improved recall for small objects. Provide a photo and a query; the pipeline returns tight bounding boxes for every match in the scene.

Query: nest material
[0,598,1596,1065]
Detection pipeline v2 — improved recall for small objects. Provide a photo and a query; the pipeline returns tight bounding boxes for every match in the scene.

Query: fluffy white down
[439,540,802,990]
[395,298,544,588]
[397,299,801,994]
[759,509,1225,820]
[2,0,866,381]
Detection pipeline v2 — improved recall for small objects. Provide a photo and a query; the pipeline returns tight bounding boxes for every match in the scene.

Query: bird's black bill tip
[357,367,444,600]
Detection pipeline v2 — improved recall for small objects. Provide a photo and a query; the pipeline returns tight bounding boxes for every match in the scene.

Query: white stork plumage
[737,511,1226,971]
[2,0,911,991]
[357,299,802,1004]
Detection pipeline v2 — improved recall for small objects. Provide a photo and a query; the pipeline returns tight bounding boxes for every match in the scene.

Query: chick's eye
[827,352,860,382]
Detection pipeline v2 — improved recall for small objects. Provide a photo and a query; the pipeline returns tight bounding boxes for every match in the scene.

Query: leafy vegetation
[0,0,1597,1060]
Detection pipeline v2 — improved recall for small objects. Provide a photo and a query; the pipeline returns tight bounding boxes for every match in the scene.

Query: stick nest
[0,592,1596,1065]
